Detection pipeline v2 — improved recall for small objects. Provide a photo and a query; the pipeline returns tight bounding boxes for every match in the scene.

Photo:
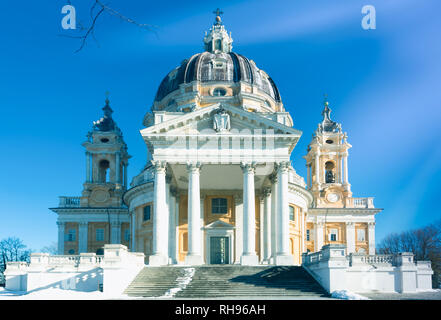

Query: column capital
[315,221,325,227]
[79,221,89,227]
[368,222,376,227]
[345,221,355,227]
[233,194,243,204]
[110,221,121,227]
[240,162,256,174]
[186,161,202,173]
[151,160,167,173]
[269,172,278,184]
[276,161,290,174]
[262,187,271,198]
[56,221,66,227]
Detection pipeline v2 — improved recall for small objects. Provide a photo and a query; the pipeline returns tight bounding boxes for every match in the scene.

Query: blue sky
[0,0,440,251]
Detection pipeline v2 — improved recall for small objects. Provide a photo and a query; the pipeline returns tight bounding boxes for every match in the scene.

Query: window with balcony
[357,229,366,242]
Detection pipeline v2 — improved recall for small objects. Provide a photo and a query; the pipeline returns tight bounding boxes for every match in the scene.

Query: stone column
[240,162,258,265]
[149,161,169,266]
[185,162,204,265]
[86,152,91,183]
[130,210,136,252]
[306,164,311,189]
[343,152,349,185]
[275,161,294,265]
[169,186,177,264]
[315,222,324,252]
[57,221,65,254]
[124,164,128,188]
[315,151,321,187]
[262,187,272,263]
[110,221,121,244]
[269,173,278,263]
[115,153,121,184]
[368,222,376,255]
[345,222,356,254]
[78,221,88,253]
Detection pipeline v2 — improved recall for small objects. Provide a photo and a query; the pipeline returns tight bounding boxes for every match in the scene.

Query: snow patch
[331,290,370,300]
[159,267,195,298]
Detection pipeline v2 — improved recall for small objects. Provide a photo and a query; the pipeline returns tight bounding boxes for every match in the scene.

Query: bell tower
[304,97,352,208]
[81,96,131,207]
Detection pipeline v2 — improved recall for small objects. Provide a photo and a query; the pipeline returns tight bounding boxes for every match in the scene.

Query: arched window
[96,248,104,255]
[325,161,335,183]
[214,39,222,51]
[98,159,110,183]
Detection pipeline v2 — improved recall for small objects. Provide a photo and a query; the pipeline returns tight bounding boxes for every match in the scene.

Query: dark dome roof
[154,51,282,103]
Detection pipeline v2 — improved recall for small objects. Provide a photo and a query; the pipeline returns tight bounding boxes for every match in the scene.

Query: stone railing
[349,253,395,266]
[58,196,81,207]
[345,197,374,208]
[28,253,104,269]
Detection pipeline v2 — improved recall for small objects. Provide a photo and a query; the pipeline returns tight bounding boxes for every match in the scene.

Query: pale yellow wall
[64,222,78,255]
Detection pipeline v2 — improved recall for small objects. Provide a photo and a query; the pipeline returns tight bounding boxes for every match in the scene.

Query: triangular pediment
[140,103,302,137]
[204,220,235,229]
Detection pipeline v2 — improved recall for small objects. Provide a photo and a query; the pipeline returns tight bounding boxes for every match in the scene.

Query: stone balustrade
[58,196,81,207]
[302,244,434,293]
[345,197,374,208]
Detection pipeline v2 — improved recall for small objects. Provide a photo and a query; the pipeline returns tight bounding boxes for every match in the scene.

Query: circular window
[326,139,333,144]
[213,88,227,97]
[101,138,109,143]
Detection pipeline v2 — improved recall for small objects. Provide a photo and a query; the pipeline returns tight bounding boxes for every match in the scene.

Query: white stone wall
[302,245,434,294]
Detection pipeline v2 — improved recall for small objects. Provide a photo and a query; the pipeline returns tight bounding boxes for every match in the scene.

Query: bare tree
[40,242,58,255]
[0,237,32,272]
[61,1,157,53]
[377,220,441,288]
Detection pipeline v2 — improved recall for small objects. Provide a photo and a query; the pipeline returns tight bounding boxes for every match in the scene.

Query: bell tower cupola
[304,96,352,207]
[81,95,131,207]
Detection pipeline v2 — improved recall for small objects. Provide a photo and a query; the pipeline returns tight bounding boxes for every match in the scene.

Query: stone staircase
[124,266,328,298]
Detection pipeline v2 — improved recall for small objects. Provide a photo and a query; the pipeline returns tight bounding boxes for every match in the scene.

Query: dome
[152,14,284,113]
[154,51,281,104]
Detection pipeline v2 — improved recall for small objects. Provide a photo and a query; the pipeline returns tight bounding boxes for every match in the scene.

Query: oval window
[213,88,227,97]
[326,139,333,144]
[101,138,109,143]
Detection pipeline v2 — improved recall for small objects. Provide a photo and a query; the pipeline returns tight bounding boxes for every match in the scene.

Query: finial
[213,8,224,25]
[105,91,110,104]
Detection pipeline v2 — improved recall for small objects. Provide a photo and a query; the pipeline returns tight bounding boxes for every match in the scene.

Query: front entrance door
[210,236,229,264]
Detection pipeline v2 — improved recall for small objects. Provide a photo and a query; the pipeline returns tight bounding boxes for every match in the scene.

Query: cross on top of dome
[213,8,224,25]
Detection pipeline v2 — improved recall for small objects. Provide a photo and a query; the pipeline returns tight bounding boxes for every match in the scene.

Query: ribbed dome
[154,51,281,104]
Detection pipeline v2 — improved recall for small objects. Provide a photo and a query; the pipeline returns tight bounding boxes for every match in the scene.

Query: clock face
[327,192,340,203]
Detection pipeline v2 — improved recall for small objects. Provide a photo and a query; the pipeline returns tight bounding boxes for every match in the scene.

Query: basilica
[51,12,381,267]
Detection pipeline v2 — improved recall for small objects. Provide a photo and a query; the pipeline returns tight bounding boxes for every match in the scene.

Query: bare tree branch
[60,1,158,53]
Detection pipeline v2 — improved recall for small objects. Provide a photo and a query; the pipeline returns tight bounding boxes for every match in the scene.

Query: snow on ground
[331,290,370,300]
[159,267,195,298]
[0,287,138,300]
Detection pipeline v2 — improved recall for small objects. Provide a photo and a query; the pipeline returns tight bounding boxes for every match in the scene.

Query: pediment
[140,103,302,137]
[204,220,235,229]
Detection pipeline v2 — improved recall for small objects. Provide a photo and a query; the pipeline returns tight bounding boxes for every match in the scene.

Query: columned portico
[185,162,204,265]
[149,161,169,266]
[240,162,258,265]
[275,161,294,265]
